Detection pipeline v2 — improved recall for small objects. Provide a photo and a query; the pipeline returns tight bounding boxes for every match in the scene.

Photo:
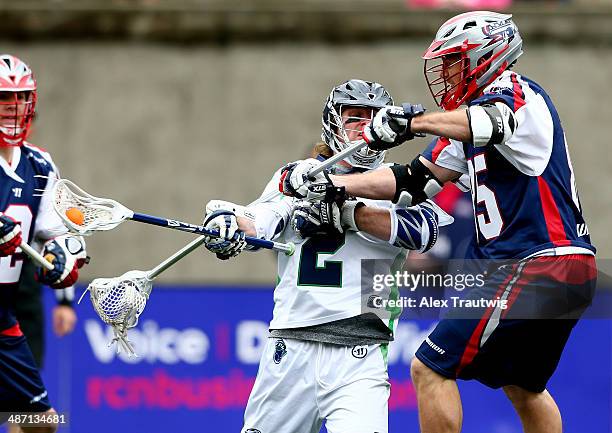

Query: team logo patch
[352,345,368,359]
[273,339,287,364]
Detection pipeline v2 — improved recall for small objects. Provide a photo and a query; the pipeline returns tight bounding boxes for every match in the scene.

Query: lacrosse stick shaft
[21,242,54,271]
[129,213,295,255]
[147,236,206,280]
[0,220,54,271]
[250,139,367,206]
[308,139,367,177]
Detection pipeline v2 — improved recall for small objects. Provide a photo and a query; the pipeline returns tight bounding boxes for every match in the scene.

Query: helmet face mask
[321,79,394,170]
[0,90,36,147]
[0,55,37,148]
[423,11,523,110]
[424,54,468,111]
[328,104,379,168]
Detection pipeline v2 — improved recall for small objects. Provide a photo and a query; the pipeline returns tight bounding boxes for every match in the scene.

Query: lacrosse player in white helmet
[0,54,88,433]
[201,79,451,433]
[281,12,597,433]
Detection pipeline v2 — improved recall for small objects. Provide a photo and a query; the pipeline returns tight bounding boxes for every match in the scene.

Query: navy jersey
[423,70,595,260]
[0,143,65,332]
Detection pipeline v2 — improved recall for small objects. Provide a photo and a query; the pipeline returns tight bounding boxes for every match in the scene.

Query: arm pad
[389,202,439,253]
[391,157,443,206]
[467,102,517,147]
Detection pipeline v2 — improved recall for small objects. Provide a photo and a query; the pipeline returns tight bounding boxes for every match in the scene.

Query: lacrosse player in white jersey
[201,79,450,433]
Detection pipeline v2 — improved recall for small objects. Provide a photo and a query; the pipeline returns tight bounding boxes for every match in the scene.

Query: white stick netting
[53,179,132,235]
[80,270,153,356]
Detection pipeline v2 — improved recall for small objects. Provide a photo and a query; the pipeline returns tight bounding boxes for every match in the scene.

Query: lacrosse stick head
[53,178,133,235]
[83,270,153,355]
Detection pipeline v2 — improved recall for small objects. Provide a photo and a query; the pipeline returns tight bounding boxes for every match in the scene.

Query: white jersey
[249,167,407,330]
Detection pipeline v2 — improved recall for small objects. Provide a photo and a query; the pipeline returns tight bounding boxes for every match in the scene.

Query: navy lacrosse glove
[202,210,247,260]
[37,235,88,289]
[291,186,348,238]
[0,213,22,257]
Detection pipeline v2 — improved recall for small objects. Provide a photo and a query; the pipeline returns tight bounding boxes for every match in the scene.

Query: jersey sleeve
[470,72,554,176]
[32,158,68,243]
[421,136,469,175]
[248,168,294,241]
[471,80,525,113]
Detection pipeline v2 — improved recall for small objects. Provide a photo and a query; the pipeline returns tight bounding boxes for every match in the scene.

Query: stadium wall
[2,40,609,284]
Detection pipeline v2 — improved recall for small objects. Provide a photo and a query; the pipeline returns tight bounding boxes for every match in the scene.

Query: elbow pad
[389,201,439,253]
[391,157,443,206]
[467,102,517,147]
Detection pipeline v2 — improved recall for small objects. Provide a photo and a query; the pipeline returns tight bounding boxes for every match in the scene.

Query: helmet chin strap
[0,135,24,147]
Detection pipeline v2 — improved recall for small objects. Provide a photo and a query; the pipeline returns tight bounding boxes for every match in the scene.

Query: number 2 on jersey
[297,235,345,287]
[0,205,33,283]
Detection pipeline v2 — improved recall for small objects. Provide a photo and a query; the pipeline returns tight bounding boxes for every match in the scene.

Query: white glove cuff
[341,201,364,231]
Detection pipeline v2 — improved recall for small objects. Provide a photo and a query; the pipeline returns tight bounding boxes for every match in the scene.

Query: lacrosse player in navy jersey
[200,79,452,433]
[280,12,597,433]
[0,55,88,432]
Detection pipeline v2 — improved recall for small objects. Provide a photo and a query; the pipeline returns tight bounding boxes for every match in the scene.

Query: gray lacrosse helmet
[321,79,393,170]
[423,11,523,110]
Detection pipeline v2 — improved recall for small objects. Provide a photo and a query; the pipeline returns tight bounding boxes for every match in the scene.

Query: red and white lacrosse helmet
[0,54,37,147]
[423,11,523,111]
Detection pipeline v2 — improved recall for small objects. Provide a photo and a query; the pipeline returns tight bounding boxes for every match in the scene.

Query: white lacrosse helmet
[423,11,523,110]
[321,79,393,170]
[0,55,37,147]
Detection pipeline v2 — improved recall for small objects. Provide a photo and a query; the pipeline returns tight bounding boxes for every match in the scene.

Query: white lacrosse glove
[363,103,426,151]
[37,235,88,289]
[279,158,335,201]
[202,209,247,260]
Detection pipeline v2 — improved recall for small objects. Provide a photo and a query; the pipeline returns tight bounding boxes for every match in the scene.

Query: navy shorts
[415,254,597,393]
[0,329,51,415]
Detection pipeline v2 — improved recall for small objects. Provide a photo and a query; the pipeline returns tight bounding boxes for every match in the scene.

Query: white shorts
[242,337,390,433]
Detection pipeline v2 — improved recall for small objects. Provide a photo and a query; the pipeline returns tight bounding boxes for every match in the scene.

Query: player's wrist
[341,201,365,231]
[409,111,426,134]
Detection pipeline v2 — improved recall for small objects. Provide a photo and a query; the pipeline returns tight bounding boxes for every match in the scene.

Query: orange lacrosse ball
[65,207,85,226]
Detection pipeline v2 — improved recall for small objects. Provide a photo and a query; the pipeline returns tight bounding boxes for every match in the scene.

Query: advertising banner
[36,286,610,433]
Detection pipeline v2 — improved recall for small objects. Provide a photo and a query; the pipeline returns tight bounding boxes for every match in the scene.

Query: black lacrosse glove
[291,186,348,238]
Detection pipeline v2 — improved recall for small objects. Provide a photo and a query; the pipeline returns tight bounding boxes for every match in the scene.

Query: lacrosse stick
[20,242,54,271]
[81,236,206,356]
[53,179,295,256]
[250,139,368,206]
[0,221,53,271]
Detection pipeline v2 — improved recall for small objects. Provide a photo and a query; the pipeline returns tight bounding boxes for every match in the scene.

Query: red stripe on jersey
[537,177,569,246]
[23,141,49,153]
[510,74,526,111]
[431,137,451,163]
[522,254,597,285]
[434,183,462,214]
[501,254,596,318]
[456,273,512,376]
[1,322,23,337]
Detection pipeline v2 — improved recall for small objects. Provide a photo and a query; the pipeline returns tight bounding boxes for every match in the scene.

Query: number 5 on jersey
[468,154,503,240]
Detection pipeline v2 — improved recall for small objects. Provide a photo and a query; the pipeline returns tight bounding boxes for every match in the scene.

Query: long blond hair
[310,141,333,159]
